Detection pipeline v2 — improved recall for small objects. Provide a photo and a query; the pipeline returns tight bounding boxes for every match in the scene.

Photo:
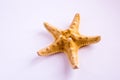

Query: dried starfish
[37,13,101,69]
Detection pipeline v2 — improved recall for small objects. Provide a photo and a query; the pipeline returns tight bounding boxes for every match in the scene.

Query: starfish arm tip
[75,13,80,17]
[37,49,48,56]
[72,64,79,69]
[43,22,49,27]
[37,51,41,56]
[43,22,48,25]
[37,50,49,56]
[96,36,101,42]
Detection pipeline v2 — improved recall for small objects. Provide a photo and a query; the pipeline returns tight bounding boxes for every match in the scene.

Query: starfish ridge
[37,13,101,69]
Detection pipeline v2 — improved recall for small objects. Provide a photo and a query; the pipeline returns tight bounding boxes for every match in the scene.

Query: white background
[0,0,120,80]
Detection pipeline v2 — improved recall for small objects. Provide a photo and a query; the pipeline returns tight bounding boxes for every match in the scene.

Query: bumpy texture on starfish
[37,13,101,69]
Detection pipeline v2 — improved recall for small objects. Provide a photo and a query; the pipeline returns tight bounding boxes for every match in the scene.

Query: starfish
[37,13,101,69]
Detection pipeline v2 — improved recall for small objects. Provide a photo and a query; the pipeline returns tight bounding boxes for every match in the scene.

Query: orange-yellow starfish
[37,13,101,69]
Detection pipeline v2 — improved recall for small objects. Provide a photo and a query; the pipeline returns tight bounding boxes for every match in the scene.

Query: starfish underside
[37,13,101,69]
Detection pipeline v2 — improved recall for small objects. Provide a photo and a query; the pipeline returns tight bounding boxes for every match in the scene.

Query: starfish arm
[44,22,61,39]
[64,38,79,69]
[85,35,101,44]
[37,41,61,56]
[65,50,79,69]
[76,35,101,47]
[69,13,80,31]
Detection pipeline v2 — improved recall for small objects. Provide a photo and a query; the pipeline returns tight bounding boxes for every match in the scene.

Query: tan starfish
[37,13,101,69]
